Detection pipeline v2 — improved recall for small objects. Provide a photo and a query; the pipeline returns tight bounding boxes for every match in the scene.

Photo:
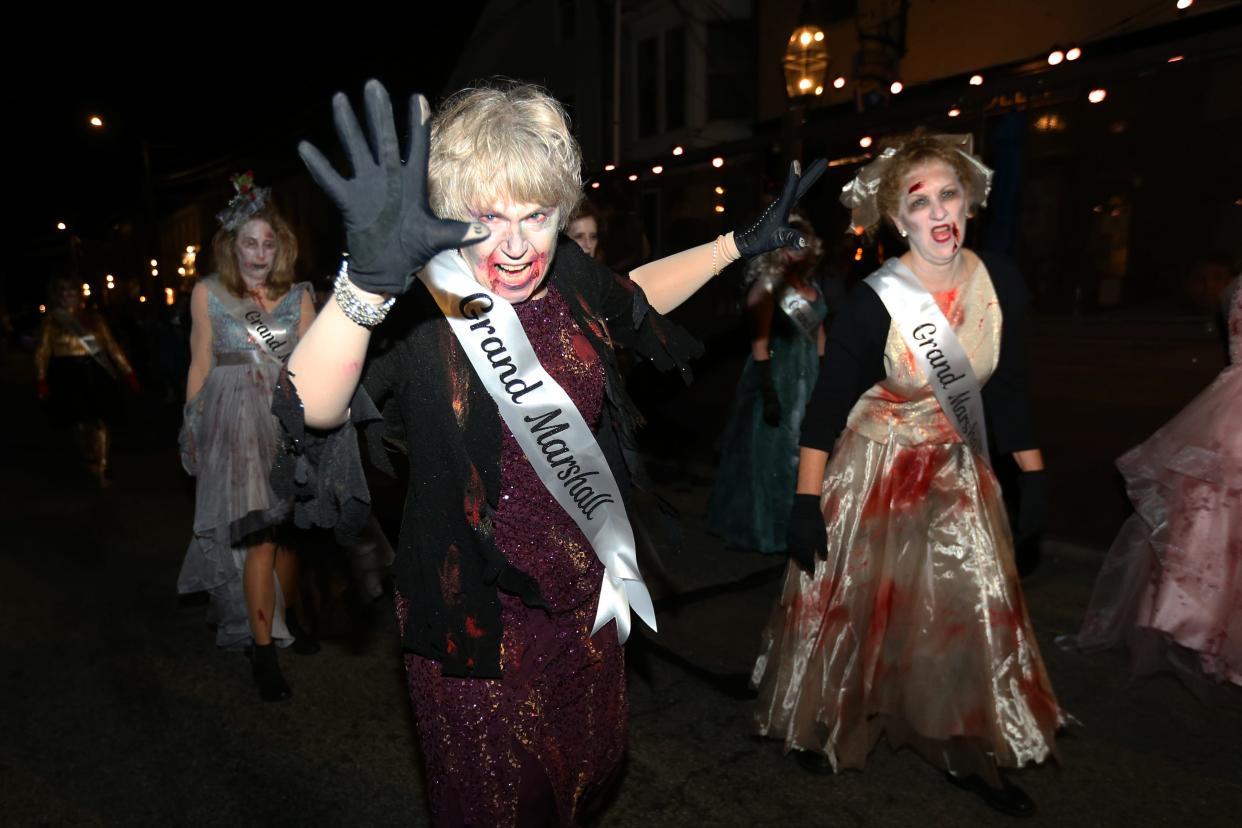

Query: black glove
[734,158,828,259]
[1015,469,1050,545]
[754,359,782,426]
[298,80,489,295]
[786,493,827,573]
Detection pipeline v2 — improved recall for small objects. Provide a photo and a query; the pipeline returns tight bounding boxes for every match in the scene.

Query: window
[665,27,686,131]
[637,36,659,138]
[707,23,755,121]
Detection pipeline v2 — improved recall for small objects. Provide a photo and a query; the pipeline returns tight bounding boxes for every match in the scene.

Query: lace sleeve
[271,367,382,542]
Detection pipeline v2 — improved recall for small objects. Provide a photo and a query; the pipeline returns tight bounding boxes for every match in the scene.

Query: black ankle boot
[794,750,835,775]
[286,612,320,655]
[251,643,292,702]
[945,771,1036,818]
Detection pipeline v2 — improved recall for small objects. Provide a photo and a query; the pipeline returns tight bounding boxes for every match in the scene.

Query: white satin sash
[778,287,821,339]
[51,308,117,378]
[205,277,295,365]
[865,258,990,464]
[418,252,656,644]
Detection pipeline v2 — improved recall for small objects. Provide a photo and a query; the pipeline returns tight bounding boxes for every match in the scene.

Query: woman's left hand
[733,159,828,258]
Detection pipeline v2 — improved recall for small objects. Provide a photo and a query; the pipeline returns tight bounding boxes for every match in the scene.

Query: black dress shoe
[794,750,835,775]
[945,772,1036,818]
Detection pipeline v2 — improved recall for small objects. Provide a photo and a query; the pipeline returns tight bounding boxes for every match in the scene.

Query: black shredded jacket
[271,239,701,678]
[799,250,1038,455]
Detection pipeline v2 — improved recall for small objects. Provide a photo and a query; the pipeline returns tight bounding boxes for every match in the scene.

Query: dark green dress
[707,287,827,553]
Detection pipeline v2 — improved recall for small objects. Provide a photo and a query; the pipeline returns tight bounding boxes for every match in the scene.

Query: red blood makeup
[236,219,277,283]
[461,202,560,304]
[484,249,548,297]
[897,161,969,267]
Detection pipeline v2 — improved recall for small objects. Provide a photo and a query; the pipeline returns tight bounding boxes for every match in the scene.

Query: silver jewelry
[333,260,395,328]
[899,227,909,238]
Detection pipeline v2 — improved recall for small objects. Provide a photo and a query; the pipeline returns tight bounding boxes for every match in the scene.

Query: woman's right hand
[298,80,489,296]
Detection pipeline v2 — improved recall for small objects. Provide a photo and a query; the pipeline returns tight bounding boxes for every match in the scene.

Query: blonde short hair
[429,82,583,229]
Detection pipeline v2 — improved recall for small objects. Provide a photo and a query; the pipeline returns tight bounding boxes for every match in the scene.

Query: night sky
[8,5,486,279]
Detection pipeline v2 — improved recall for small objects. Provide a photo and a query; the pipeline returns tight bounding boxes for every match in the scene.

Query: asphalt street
[1,333,1239,827]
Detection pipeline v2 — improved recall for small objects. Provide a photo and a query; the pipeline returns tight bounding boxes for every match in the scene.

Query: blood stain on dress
[571,333,597,364]
[890,447,938,511]
[439,545,461,597]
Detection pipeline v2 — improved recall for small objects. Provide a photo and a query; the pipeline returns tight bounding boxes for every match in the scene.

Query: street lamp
[783,15,828,172]
[783,23,829,100]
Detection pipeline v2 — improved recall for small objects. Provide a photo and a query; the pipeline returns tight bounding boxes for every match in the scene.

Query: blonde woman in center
[274,80,823,826]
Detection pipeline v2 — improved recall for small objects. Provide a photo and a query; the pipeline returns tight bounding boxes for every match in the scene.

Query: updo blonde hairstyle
[875,136,984,235]
[429,82,583,229]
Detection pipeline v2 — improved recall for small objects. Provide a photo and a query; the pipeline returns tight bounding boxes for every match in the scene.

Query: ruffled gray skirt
[178,362,292,650]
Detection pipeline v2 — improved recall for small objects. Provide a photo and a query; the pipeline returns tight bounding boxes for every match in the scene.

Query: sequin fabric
[753,260,1064,784]
[402,285,626,827]
[1079,278,1241,687]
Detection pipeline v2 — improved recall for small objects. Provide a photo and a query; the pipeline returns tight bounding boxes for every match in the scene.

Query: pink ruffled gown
[1079,278,1242,687]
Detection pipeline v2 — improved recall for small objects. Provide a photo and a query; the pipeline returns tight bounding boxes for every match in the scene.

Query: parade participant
[177,175,317,701]
[752,136,1063,818]
[274,80,824,826]
[35,275,140,487]
[566,199,602,261]
[1078,275,1240,692]
[707,212,826,553]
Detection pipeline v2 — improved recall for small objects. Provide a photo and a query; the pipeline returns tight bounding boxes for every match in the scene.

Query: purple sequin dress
[396,285,626,827]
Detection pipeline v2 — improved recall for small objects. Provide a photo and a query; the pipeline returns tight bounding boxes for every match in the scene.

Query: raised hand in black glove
[298,80,489,296]
[754,359,782,427]
[1015,469,1050,545]
[734,158,828,259]
[786,493,827,573]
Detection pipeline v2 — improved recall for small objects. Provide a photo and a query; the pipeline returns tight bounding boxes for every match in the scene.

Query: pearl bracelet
[332,260,395,328]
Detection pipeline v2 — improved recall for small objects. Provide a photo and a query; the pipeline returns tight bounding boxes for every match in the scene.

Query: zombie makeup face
[893,160,968,267]
[567,216,599,259]
[460,200,560,304]
[234,218,277,285]
[57,283,80,310]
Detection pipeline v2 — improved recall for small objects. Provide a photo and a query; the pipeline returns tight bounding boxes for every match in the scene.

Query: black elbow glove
[786,493,827,573]
[1015,469,1050,544]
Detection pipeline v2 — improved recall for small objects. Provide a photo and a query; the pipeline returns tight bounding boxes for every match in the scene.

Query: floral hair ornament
[839,134,994,234]
[215,170,271,231]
